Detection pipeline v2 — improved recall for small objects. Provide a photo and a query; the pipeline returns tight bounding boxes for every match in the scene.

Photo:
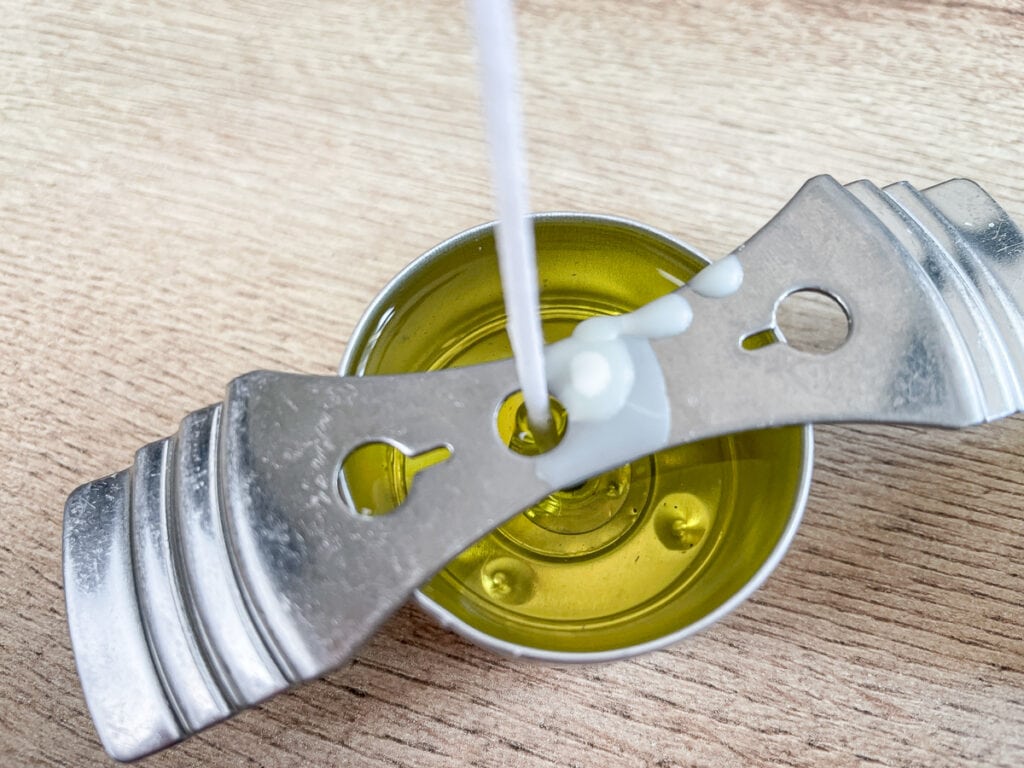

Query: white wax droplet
[538,287,701,486]
[617,293,693,339]
[570,350,612,398]
[545,291,693,427]
[547,337,633,423]
[688,254,744,298]
[537,338,668,489]
[470,0,549,427]
[573,315,622,342]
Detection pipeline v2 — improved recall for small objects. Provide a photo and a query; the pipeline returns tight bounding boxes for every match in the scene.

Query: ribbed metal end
[845,178,1024,420]
[63,405,289,762]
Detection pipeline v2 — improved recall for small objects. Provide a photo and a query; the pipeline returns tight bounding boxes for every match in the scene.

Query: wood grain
[1,1,1022,766]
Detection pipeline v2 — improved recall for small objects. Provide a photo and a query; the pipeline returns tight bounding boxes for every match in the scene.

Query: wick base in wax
[525,409,559,452]
[499,394,567,457]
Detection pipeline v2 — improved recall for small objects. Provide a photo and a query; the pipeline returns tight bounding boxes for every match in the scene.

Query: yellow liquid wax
[342,214,809,655]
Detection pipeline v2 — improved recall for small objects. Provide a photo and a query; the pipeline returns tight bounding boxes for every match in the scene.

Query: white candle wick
[470,0,551,430]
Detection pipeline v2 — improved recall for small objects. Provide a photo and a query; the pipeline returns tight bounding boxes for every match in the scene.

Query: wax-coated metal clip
[63,176,1023,760]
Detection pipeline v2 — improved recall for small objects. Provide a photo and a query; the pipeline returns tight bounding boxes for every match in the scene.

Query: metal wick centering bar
[63,176,1024,761]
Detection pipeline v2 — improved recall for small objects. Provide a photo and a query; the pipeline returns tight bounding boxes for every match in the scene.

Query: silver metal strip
[63,175,1024,761]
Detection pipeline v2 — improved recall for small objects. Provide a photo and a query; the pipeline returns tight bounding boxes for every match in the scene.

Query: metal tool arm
[657,175,1024,445]
[62,175,1024,761]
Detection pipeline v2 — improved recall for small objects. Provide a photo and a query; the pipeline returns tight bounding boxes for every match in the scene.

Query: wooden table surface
[2,1,1023,766]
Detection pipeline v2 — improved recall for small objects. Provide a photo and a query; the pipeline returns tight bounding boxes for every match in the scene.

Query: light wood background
[2,1,1022,766]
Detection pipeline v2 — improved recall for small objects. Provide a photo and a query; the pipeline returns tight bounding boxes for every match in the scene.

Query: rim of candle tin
[340,211,814,663]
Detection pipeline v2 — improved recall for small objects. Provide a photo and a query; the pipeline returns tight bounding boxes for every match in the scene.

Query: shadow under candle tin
[340,213,812,661]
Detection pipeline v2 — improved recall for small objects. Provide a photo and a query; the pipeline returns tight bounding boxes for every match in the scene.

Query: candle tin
[340,213,812,661]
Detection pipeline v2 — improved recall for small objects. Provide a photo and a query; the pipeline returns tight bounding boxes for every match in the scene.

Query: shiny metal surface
[654,177,1023,443]
[174,406,288,706]
[63,471,183,758]
[63,175,1024,761]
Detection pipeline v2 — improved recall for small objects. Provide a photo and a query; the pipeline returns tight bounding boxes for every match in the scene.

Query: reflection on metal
[63,176,1024,760]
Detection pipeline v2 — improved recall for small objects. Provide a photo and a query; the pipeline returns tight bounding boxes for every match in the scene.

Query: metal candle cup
[341,213,813,661]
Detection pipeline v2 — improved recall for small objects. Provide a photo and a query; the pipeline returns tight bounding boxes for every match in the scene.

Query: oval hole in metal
[774,288,851,355]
